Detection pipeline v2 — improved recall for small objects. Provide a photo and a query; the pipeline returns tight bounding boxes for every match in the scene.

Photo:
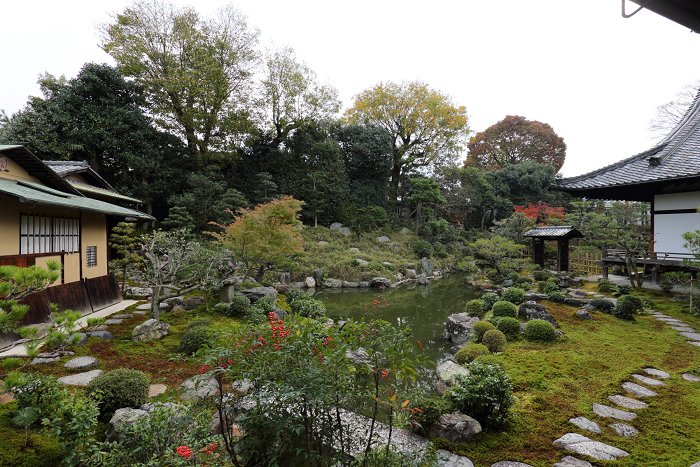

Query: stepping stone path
[111,313,134,319]
[608,395,648,409]
[89,330,113,341]
[58,369,103,386]
[179,375,218,400]
[643,368,670,379]
[569,417,601,433]
[148,384,167,398]
[671,326,695,332]
[134,310,148,315]
[64,356,99,369]
[609,423,638,437]
[682,373,700,382]
[591,403,637,421]
[31,356,60,365]
[136,303,152,310]
[679,332,700,341]
[553,433,629,460]
[104,319,123,325]
[491,462,535,467]
[553,456,597,467]
[437,449,474,467]
[622,381,657,397]
[631,374,667,386]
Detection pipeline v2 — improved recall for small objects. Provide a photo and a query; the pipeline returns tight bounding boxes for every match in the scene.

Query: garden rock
[671,295,691,302]
[553,433,629,460]
[271,306,288,321]
[429,411,482,444]
[642,368,670,379]
[394,273,404,282]
[305,277,316,288]
[575,309,594,320]
[405,269,418,279]
[552,456,597,467]
[105,319,123,325]
[569,416,601,433]
[610,423,639,437]
[376,236,390,243]
[185,296,205,310]
[343,281,359,288]
[436,360,470,395]
[58,369,103,386]
[106,408,148,442]
[64,356,99,370]
[525,293,549,301]
[346,348,372,366]
[591,403,637,421]
[622,382,657,397]
[503,280,514,287]
[322,278,343,288]
[349,247,360,253]
[359,281,370,288]
[124,287,152,297]
[111,313,134,319]
[401,227,411,235]
[370,277,392,288]
[66,332,88,346]
[419,274,429,285]
[518,301,558,328]
[313,268,324,284]
[149,384,167,398]
[31,357,60,365]
[608,395,648,409]
[444,312,479,344]
[568,289,587,298]
[491,462,536,467]
[421,257,434,276]
[318,241,328,245]
[132,319,170,342]
[179,374,218,400]
[565,298,585,307]
[330,222,342,230]
[631,374,667,386]
[338,227,352,236]
[136,303,152,310]
[355,258,369,265]
[170,306,185,313]
[90,325,109,331]
[274,284,293,294]
[436,449,474,467]
[682,373,700,382]
[236,287,277,303]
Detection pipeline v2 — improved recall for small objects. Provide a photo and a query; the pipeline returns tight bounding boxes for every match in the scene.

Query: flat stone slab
[136,303,152,310]
[671,326,695,332]
[88,331,113,341]
[30,357,60,365]
[643,368,670,379]
[553,433,629,460]
[134,310,148,315]
[682,373,700,382]
[622,381,657,397]
[687,341,700,347]
[610,423,639,437]
[679,332,700,341]
[651,312,669,317]
[104,319,124,325]
[436,449,474,467]
[148,384,167,398]
[632,374,667,386]
[58,369,103,386]
[608,395,648,409]
[569,416,601,433]
[592,403,637,421]
[690,462,700,467]
[64,356,99,369]
[490,463,535,467]
[91,325,109,331]
[179,375,218,400]
[656,317,684,322]
[111,313,134,319]
[553,456,598,467]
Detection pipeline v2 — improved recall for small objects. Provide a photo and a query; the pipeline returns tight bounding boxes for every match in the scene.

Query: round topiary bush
[589,298,614,313]
[524,319,557,342]
[533,270,550,281]
[659,279,674,294]
[465,299,486,318]
[496,317,521,338]
[481,329,507,353]
[547,291,567,303]
[85,369,149,417]
[616,284,632,296]
[412,240,434,259]
[178,326,213,355]
[538,280,560,294]
[486,268,499,279]
[597,279,616,293]
[502,287,526,305]
[225,295,251,317]
[491,301,518,318]
[187,318,214,330]
[472,320,496,343]
[480,293,499,312]
[614,295,643,320]
[455,343,490,364]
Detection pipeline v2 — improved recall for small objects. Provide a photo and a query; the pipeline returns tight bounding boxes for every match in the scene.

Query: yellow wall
[81,211,107,279]
[0,197,20,256]
[62,253,81,283]
[0,155,42,184]
[35,255,64,287]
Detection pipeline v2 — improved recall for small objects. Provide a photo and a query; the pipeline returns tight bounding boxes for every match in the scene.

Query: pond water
[312,274,480,392]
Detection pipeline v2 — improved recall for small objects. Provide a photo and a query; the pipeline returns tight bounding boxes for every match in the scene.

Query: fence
[569,250,603,276]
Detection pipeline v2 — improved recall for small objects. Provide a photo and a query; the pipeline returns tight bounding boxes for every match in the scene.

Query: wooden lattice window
[86,246,97,268]
[20,214,79,254]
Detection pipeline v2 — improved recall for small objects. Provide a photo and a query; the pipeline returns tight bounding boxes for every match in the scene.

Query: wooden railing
[603,249,698,264]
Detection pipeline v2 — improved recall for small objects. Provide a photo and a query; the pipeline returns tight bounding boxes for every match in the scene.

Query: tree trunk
[150,286,161,321]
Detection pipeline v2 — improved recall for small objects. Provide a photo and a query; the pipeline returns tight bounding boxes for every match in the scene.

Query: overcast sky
[2,0,699,178]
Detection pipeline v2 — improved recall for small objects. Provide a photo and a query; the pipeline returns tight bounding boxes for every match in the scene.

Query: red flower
[176,445,192,458]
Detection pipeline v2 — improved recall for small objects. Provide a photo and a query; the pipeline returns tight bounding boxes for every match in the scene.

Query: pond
[312,274,480,393]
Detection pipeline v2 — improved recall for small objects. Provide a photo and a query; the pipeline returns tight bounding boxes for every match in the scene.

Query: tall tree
[648,80,700,142]
[465,115,566,173]
[344,81,470,210]
[100,0,259,164]
[486,161,566,215]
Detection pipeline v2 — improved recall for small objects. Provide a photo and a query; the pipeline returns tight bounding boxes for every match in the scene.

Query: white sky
[1,0,699,178]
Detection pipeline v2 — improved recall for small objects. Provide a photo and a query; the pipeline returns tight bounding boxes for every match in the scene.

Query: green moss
[0,403,63,467]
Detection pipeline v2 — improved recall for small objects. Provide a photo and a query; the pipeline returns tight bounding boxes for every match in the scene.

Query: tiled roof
[43,160,90,176]
[558,90,700,191]
[524,226,581,238]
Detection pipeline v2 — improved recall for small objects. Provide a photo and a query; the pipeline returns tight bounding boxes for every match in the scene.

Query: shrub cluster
[85,369,149,417]
[523,319,556,342]
[616,284,632,296]
[491,301,518,318]
[223,295,251,317]
[547,291,567,303]
[502,287,525,305]
[289,295,326,319]
[597,279,616,293]
[465,299,486,318]
[245,296,277,324]
[179,325,213,355]
[481,329,507,353]
[614,295,642,320]
[480,293,499,312]
[496,317,521,338]
[533,270,550,281]
[409,395,453,436]
[472,321,496,342]
[412,240,434,259]
[588,298,615,313]
[538,280,560,294]
[187,318,214,330]
[455,343,490,364]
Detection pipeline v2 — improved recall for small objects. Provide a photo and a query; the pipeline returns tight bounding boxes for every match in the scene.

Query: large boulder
[444,313,480,344]
[106,408,148,442]
[313,268,324,284]
[429,411,482,444]
[565,298,585,308]
[185,296,205,310]
[124,287,153,297]
[279,272,292,285]
[436,361,470,395]
[376,236,390,243]
[405,269,418,279]
[236,287,277,303]
[132,319,170,342]
[525,293,549,301]
[330,222,342,230]
[322,278,343,288]
[568,289,587,299]
[421,257,434,276]
[518,301,559,328]
[370,277,392,288]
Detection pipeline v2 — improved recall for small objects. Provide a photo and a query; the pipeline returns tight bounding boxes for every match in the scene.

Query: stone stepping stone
[643,368,670,379]
[622,381,657,397]
[88,330,113,341]
[569,416,601,433]
[592,403,637,421]
[656,317,684,322]
[136,303,152,310]
[30,356,60,365]
[436,449,474,467]
[679,332,700,341]
[64,356,99,369]
[610,423,639,437]
[651,312,669,317]
[134,310,148,315]
[58,369,103,386]
[608,395,648,409]
[111,313,134,319]
[682,373,700,382]
[690,462,700,467]
[632,374,667,386]
[672,326,695,332]
[552,455,598,467]
[91,325,109,331]
[148,384,167,398]
[490,463,535,467]
[553,433,629,460]
[687,341,700,347]
[179,374,218,400]
[104,319,123,325]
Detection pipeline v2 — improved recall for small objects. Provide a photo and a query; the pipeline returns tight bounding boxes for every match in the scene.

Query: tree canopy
[465,115,566,173]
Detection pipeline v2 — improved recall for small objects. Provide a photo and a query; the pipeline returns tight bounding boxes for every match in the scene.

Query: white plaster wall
[654,212,700,252]
[654,192,700,211]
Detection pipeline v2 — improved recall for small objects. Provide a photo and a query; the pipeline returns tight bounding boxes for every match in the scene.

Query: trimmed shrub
[659,279,674,294]
[455,343,490,364]
[547,291,567,303]
[481,293,499,312]
[291,297,326,319]
[285,288,309,302]
[410,395,453,436]
[505,271,520,282]
[597,279,616,293]
[533,270,550,281]
[412,240,434,259]
[225,295,251,317]
[589,298,615,313]
[538,280,560,294]
[179,326,212,355]
[516,276,533,285]
[85,369,149,417]
[486,268,499,279]
[482,329,507,353]
[496,317,521,338]
[636,295,655,309]
[524,319,556,342]
[614,295,642,320]
[515,281,532,291]
[472,320,496,343]
[502,287,526,305]
[491,301,518,318]
[465,299,486,318]
[187,318,214,330]
[616,283,632,296]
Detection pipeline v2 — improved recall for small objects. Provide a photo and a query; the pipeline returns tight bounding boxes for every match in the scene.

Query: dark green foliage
[496,317,521,338]
[473,355,505,369]
[245,296,276,324]
[501,287,525,305]
[547,291,567,303]
[9,374,64,423]
[187,318,214,330]
[85,369,149,417]
[482,329,507,353]
[524,319,556,342]
[289,295,326,319]
[516,276,533,285]
[412,240,434,259]
[285,288,310,302]
[473,321,496,343]
[538,280,560,294]
[515,281,532,291]
[0,402,63,467]
[491,301,518,318]
[598,279,617,293]
[410,395,453,436]
[589,298,615,313]
[616,284,632,296]
[455,343,490,364]
[485,161,566,213]
[480,292,499,312]
[533,270,550,281]
[635,295,655,309]
[465,299,486,318]
[447,362,516,429]
[224,295,251,317]
[505,271,520,282]
[614,295,643,320]
[659,279,674,294]
[179,326,213,355]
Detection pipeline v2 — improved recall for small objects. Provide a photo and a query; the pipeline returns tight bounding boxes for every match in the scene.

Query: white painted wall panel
[654,192,700,211]
[654,212,700,252]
